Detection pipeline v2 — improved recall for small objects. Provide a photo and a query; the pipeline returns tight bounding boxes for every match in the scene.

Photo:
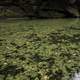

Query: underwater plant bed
[0,19,80,80]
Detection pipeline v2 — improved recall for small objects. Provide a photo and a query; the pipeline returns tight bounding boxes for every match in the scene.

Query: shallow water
[0,18,80,80]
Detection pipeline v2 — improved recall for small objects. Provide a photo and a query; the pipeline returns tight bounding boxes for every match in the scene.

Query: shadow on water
[0,64,24,80]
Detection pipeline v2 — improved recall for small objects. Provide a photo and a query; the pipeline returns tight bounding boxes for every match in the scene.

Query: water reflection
[73,72,80,80]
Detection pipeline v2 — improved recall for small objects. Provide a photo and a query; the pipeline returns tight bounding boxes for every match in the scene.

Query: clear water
[0,18,80,80]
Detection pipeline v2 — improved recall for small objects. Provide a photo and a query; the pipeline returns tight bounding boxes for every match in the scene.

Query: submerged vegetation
[0,19,80,80]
